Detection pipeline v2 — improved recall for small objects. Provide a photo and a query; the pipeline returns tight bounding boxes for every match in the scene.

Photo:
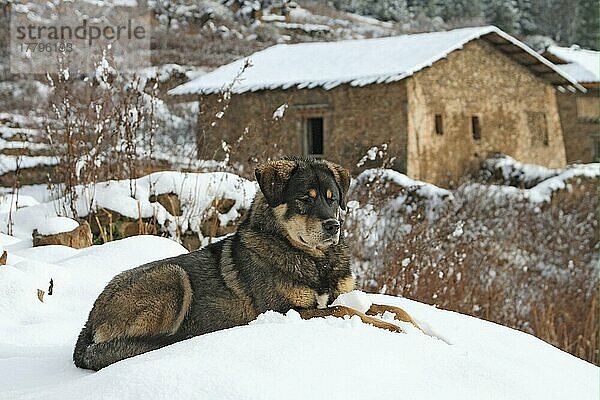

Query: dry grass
[351,174,599,365]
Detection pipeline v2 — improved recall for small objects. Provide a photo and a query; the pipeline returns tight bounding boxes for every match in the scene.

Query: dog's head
[255,157,350,254]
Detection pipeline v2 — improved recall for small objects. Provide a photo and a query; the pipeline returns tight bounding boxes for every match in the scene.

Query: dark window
[527,112,549,146]
[471,116,481,140]
[306,117,324,155]
[435,114,443,135]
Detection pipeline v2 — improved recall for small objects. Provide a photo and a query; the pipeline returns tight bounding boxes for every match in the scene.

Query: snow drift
[0,234,597,400]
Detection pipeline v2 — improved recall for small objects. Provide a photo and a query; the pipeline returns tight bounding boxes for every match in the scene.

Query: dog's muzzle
[322,219,340,236]
[321,219,340,245]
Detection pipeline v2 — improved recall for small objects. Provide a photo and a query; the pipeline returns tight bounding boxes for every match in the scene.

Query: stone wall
[406,40,567,186]
[197,81,409,174]
[555,89,599,164]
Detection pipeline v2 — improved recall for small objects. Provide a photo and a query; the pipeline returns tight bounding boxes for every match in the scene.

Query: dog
[73,157,422,370]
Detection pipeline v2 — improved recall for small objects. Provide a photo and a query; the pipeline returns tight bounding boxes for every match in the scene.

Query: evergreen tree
[408,0,443,19]
[575,0,599,50]
[330,0,598,51]
[531,0,578,44]
[484,0,520,34]
[440,0,483,22]
[336,0,411,23]
[516,0,536,34]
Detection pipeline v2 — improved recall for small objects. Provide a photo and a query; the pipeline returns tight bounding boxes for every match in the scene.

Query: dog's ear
[255,160,297,207]
[323,161,351,210]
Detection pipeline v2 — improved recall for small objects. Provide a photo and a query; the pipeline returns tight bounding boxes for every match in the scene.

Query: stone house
[541,45,599,163]
[170,26,584,187]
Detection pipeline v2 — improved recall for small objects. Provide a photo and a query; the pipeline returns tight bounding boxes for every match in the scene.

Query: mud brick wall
[555,90,599,164]
[197,82,409,175]
[406,40,567,186]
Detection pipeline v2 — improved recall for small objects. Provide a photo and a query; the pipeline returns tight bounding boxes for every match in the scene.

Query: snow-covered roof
[170,26,584,95]
[544,45,599,83]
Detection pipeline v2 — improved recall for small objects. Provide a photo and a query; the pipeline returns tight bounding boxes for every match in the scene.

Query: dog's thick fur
[74,157,420,370]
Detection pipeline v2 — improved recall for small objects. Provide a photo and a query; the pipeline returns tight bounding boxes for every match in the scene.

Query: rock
[181,232,201,251]
[149,193,182,216]
[213,198,236,214]
[200,212,221,238]
[88,208,158,241]
[88,208,121,236]
[199,198,239,237]
[118,221,144,238]
[0,250,6,265]
[32,221,93,249]
[200,208,244,238]
[118,220,156,238]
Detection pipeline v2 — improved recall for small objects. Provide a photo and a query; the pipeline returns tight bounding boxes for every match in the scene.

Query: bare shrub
[349,171,598,365]
[45,55,158,217]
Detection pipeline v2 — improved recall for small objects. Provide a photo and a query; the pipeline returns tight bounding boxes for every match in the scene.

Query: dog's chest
[276,261,341,310]
[314,259,340,292]
[311,260,344,308]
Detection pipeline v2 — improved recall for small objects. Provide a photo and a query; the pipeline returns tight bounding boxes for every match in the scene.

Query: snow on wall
[169,26,582,95]
[0,171,257,243]
[0,155,59,174]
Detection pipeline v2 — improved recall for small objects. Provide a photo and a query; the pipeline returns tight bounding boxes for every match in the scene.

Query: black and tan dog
[74,157,421,370]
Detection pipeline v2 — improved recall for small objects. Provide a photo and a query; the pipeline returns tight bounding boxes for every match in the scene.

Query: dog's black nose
[322,219,340,236]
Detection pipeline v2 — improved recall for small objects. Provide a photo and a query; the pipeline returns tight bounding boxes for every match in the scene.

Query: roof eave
[481,28,586,93]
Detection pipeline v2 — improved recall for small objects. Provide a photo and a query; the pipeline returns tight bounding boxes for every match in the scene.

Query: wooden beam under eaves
[494,44,522,54]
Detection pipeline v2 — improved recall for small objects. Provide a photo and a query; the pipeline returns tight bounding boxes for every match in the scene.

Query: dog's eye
[299,195,311,203]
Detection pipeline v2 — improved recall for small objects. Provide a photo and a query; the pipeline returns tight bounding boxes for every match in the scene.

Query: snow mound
[0,233,597,399]
[0,193,39,214]
[35,217,79,236]
[331,289,372,313]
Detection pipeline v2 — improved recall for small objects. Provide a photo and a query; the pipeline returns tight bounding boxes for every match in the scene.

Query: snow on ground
[138,64,208,84]
[0,137,49,151]
[0,233,597,399]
